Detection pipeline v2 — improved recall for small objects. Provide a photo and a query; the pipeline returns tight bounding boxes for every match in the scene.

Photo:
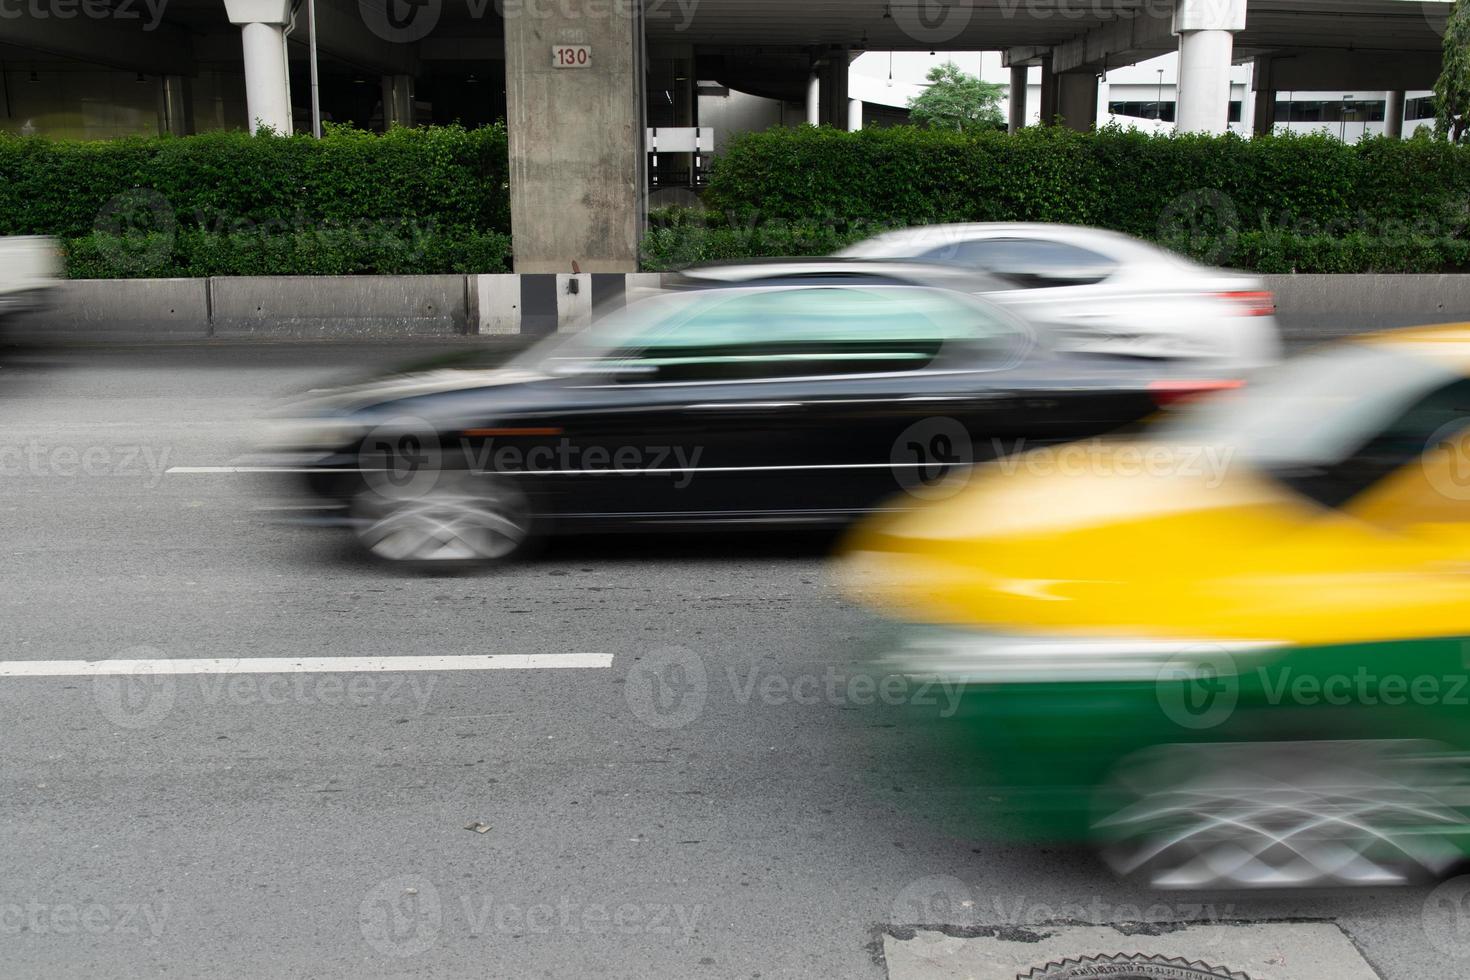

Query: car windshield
[1161,343,1461,470]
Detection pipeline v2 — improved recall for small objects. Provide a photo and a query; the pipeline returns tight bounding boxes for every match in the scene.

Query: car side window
[946,238,1117,288]
[1281,378,1470,509]
[604,287,1011,382]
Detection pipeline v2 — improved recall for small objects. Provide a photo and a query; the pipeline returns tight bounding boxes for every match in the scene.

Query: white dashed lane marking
[0,655,613,677]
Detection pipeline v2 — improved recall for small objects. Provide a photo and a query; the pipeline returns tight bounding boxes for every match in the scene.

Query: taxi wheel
[1091,740,1470,890]
[351,474,534,570]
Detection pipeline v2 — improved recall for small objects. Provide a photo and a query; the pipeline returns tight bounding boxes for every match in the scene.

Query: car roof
[844,223,1175,262]
[668,257,1014,292]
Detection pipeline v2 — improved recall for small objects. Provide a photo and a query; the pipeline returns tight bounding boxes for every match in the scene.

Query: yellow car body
[840,325,1470,889]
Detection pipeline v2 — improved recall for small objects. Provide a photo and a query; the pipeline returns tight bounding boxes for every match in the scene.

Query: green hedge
[0,124,512,278]
[641,126,1470,274]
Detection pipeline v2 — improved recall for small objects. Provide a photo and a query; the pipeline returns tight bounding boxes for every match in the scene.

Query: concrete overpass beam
[225,0,294,135]
[1263,49,1440,93]
[1018,8,1176,77]
[307,0,420,76]
[505,0,644,272]
[1173,0,1246,135]
[1,12,195,75]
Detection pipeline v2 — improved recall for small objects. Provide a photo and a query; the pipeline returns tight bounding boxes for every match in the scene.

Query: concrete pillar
[1173,0,1246,135]
[1038,56,1059,126]
[1251,55,1273,137]
[505,0,644,273]
[159,75,192,136]
[1252,87,1274,136]
[1008,65,1028,133]
[1385,90,1405,138]
[224,0,293,134]
[848,98,863,131]
[381,74,413,129]
[1058,73,1098,131]
[818,53,850,127]
[805,72,820,125]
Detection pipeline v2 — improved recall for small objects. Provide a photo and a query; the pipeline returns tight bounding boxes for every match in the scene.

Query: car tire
[1090,739,1470,890]
[351,472,535,570]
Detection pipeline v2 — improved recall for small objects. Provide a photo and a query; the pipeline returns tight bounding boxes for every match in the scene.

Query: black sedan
[253,272,1238,567]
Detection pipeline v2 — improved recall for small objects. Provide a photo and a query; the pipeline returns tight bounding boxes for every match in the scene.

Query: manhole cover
[1019,954,1252,979]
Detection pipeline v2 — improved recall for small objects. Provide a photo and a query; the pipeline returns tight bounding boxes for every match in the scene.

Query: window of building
[1108,101,1242,123]
[1274,99,1387,123]
[1406,96,1438,122]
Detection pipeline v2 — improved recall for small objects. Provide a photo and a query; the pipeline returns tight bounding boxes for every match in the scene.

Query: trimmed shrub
[0,123,511,278]
[640,126,1470,274]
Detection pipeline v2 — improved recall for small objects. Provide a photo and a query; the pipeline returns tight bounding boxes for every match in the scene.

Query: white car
[839,223,1281,370]
[0,235,61,329]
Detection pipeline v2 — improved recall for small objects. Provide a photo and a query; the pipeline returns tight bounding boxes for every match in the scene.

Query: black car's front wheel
[351,475,533,569]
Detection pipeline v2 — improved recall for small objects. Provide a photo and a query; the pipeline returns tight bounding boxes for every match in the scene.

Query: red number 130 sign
[552,46,592,69]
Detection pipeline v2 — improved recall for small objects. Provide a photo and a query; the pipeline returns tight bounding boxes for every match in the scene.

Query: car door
[702,284,1039,516]
[530,284,1029,524]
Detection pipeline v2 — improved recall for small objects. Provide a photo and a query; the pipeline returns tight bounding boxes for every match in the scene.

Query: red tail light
[1148,379,1245,407]
[1218,290,1275,316]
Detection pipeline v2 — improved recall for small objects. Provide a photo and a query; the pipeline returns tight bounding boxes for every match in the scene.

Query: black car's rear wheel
[351,475,533,569]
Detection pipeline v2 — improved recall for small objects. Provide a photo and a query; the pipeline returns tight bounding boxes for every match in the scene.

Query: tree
[1436,0,1470,142]
[906,64,1006,132]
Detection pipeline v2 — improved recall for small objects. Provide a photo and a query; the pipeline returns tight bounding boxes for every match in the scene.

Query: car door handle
[685,402,802,411]
[898,393,1009,403]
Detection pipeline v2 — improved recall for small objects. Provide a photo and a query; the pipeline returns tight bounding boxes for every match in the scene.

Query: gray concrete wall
[504,1,643,274]
[7,278,210,341]
[209,275,469,338]
[11,273,1470,345]
[1264,274,1470,348]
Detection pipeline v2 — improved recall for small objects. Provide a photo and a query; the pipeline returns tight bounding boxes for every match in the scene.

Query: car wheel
[1091,740,1470,889]
[351,474,533,569]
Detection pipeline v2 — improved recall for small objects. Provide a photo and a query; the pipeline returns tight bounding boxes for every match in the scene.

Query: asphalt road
[0,341,1462,980]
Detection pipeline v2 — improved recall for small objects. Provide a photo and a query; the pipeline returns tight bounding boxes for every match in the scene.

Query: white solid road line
[166,466,343,474]
[0,654,613,677]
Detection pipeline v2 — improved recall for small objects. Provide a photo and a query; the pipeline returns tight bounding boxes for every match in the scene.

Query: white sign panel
[552,45,592,69]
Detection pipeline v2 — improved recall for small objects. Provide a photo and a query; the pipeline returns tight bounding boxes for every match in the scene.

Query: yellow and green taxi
[841,325,1470,890]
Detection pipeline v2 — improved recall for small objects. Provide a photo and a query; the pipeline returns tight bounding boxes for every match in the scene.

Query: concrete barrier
[10,272,1470,344]
[8,278,210,342]
[1264,274,1470,348]
[210,275,469,338]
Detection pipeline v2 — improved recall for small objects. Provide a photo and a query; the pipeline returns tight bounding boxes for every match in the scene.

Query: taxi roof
[1354,323,1470,374]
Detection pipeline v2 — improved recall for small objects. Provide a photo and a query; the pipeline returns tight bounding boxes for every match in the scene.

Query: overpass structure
[0,1,1454,270]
